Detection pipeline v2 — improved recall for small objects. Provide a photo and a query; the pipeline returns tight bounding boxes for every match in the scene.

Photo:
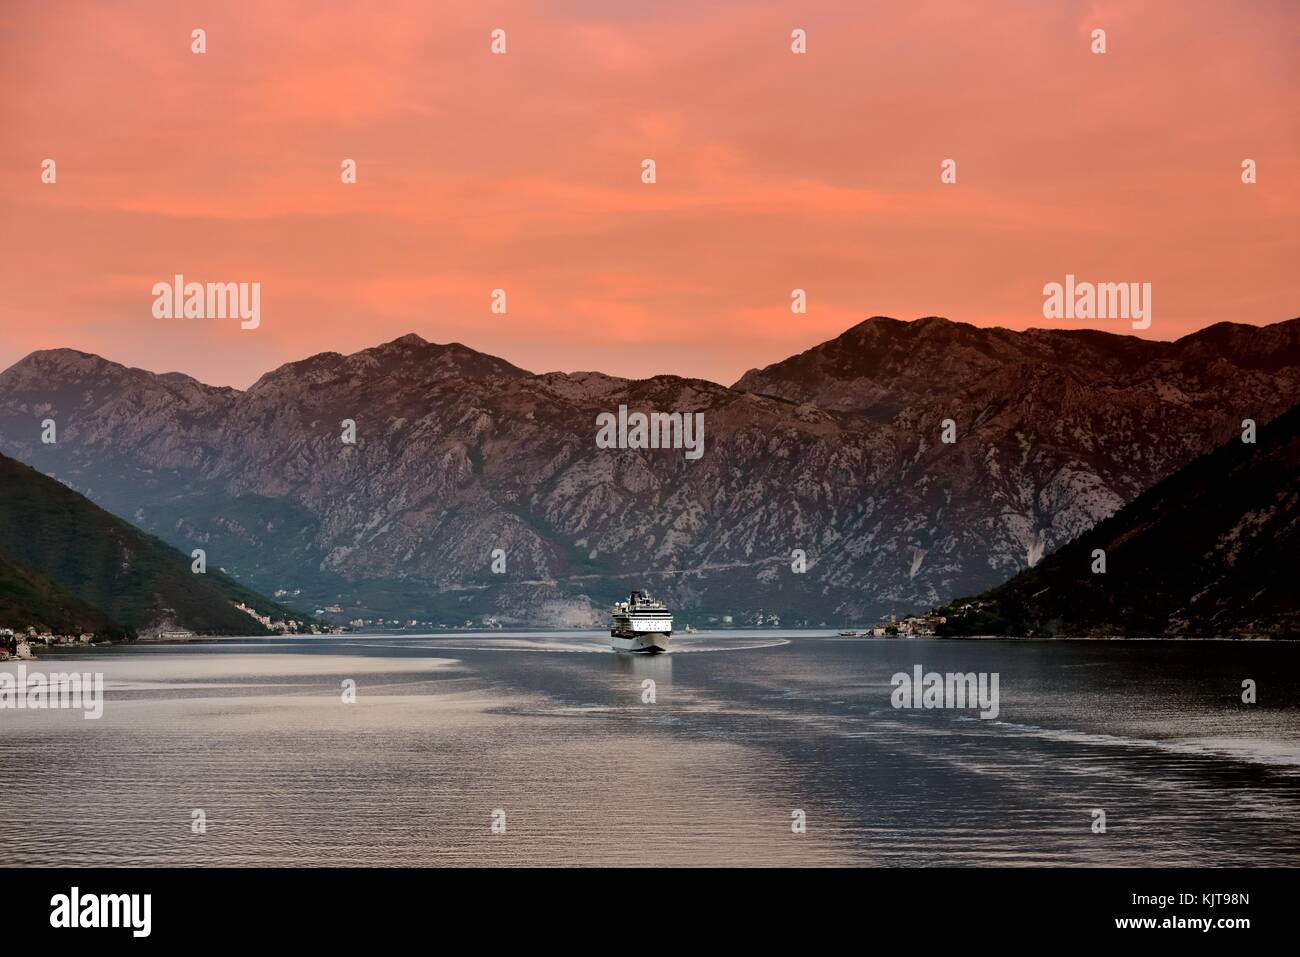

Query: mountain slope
[1,317,1298,627]
[0,452,303,635]
[939,403,1300,637]
[732,316,1160,418]
[0,548,121,635]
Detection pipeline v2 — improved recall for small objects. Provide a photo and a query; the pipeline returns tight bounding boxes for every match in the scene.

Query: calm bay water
[2,632,1298,867]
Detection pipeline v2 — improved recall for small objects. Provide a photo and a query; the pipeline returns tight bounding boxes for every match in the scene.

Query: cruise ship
[609,590,673,653]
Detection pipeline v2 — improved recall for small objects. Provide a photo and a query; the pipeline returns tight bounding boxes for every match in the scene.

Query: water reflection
[1,633,1297,866]
[611,649,674,686]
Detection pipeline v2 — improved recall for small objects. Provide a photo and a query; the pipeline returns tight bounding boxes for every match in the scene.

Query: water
[2,632,1298,866]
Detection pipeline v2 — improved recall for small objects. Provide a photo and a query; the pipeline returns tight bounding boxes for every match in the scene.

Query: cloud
[0,0,1296,387]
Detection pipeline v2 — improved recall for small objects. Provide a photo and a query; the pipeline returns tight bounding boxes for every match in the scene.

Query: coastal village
[886,612,948,636]
[1,628,38,660]
[231,601,341,636]
[0,600,342,661]
[2,602,952,662]
[838,611,948,637]
[0,590,956,657]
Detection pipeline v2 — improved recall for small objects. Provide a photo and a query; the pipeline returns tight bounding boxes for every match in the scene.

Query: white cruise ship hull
[610,632,671,653]
[610,593,672,653]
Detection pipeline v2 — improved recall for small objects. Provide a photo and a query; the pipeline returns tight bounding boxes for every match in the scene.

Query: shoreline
[4,628,1292,660]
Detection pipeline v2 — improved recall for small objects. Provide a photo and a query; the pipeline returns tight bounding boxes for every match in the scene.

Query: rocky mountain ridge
[939,401,1300,637]
[1,316,1297,627]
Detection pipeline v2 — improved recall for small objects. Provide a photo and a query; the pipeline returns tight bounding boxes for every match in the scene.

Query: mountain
[0,451,305,635]
[0,550,119,636]
[1,317,1298,627]
[938,402,1300,637]
[734,315,1300,418]
[735,316,1152,419]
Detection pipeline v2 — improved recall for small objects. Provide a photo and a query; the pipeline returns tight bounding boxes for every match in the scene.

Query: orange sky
[1,0,1296,388]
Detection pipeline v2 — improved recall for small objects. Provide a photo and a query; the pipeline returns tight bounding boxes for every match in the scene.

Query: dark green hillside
[0,452,305,635]
[940,404,1300,638]
[0,548,121,635]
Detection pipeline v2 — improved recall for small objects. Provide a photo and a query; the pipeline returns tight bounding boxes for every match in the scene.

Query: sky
[1,0,1296,388]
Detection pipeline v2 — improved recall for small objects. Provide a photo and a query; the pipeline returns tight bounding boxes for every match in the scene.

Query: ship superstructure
[610,590,672,653]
